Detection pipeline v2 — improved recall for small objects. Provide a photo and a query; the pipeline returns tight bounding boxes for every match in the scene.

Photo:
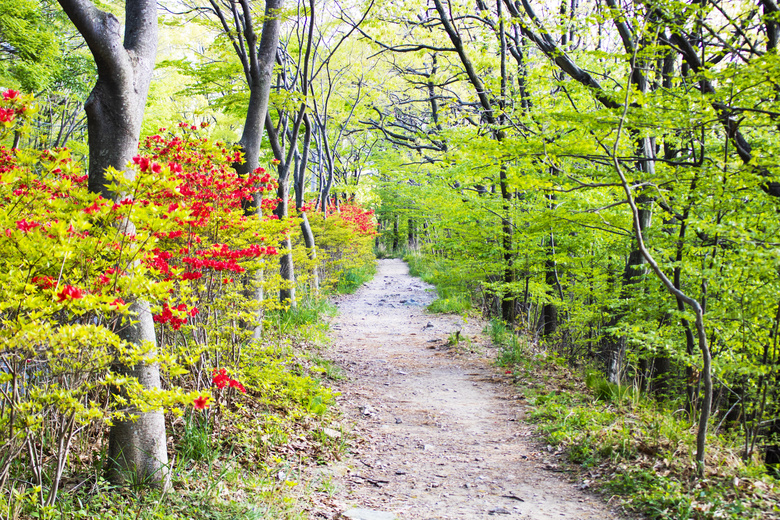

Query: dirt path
[315,259,625,520]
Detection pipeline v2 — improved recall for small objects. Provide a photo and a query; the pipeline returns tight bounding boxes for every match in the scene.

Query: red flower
[83,200,102,214]
[193,396,210,409]
[32,276,55,289]
[3,89,19,100]
[110,298,125,308]
[212,368,229,389]
[57,285,84,302]
[16,219,40,232]
[228,380,246,393]
[0,108,15,123]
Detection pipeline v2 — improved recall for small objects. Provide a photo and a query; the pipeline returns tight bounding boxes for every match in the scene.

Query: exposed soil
[313,259,626,519]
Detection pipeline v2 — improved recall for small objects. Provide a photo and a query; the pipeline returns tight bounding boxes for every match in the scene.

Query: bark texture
[57,0,167,487]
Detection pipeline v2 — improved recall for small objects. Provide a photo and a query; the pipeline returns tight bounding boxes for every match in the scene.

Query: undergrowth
[5,295,356,520]
[488,320,780,520]
[405,253,473,314]
[335,263,376,294]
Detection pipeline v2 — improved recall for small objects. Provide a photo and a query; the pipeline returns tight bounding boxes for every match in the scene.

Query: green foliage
[0,0,60,91]
[584,371,634,405]
[487,320,530,367]
[406,254,472,314]
[303,205,376,294]
[513,358,780,519]
[335,264,375,294]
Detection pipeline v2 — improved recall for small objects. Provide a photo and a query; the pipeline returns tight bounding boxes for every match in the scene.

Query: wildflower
[32,276,55,289]
[16,219,40,232]
[193,396,210,409]
[212,368,229,389]
[229,380,246,393]
[57,285,84,302]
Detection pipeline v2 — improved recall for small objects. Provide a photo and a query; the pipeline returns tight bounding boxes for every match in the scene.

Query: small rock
[488,508,511,515]
[395,417,403,424]
[341,508,397,520]
[322,427,341,439]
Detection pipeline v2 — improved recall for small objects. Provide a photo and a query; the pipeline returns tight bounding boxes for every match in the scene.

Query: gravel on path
[313,259,626,520]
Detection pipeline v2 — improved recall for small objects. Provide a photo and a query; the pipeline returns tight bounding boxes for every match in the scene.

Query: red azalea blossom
[16,219,41,232]
[83,200,102,215]
[32,276,55,289]
[57,285,84,302]
[228,379,246,393]
[110,298,125,308]
[3,89,19,100]
[212,368,229,389]
[0,107,14,123]
[212,368,245,392]
[193,396,210,409]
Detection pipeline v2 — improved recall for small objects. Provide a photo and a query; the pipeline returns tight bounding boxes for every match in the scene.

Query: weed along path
[313,259,625,520]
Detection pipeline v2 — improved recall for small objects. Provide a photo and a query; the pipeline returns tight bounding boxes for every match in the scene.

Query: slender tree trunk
[542,234,559,337]
[300,212,319,293]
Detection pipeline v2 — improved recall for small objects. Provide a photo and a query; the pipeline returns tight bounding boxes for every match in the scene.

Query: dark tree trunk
[208,0,284,332]
[225,0,283,192]
[56,0,167,487]
[542,235,559,337]
[392,216,400,252]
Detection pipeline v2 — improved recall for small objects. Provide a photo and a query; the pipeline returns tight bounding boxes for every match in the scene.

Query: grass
[335,263,376,294]
[486,321,780,520]
[405,253,473,314]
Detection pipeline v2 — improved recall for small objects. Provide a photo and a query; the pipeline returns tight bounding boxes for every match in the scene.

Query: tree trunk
[300,212,319,293]
[542,234,559,337]
[56,0,168,488]
[108,302,168,487]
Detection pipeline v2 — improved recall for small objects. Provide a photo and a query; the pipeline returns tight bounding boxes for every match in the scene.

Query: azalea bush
[0,98,293,508]
[0,88,375,515]
[135,124,288,402]
[301,202,377,292]
[0,93,203,507]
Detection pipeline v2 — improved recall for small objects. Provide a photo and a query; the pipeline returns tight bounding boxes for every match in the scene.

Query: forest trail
[313,259,625,520]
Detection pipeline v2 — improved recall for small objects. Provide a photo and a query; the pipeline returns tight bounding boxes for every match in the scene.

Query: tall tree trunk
[392,216,400,252]
[56,0,167,487]
[542,234,559,337]
[211,0,285,332]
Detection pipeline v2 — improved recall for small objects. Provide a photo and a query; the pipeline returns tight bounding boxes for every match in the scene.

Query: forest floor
[309,259,628,520]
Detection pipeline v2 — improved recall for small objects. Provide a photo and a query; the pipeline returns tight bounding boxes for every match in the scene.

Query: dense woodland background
[1,0,779,518]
